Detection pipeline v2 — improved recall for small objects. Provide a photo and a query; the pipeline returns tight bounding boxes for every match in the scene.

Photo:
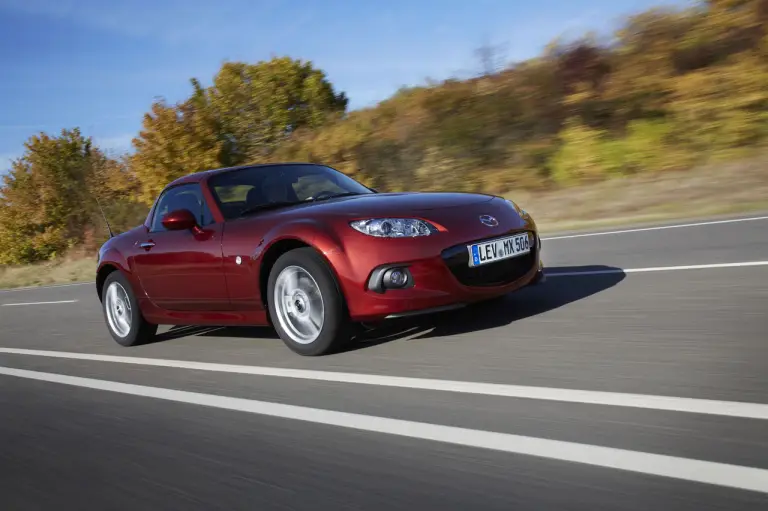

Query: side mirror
[162,209,198,231]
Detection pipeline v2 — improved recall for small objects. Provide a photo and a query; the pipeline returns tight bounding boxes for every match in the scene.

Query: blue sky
[0,0,691,173]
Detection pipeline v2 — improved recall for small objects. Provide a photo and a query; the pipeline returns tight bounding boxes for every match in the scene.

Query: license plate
[468,233,531,267]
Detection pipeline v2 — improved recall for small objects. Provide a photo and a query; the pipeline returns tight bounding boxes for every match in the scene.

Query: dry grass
[0,256,95,290]
[508,158,768,233]
[1,159,766,290]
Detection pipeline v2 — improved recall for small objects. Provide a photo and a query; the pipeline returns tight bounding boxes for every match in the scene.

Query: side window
[150,184,214,232]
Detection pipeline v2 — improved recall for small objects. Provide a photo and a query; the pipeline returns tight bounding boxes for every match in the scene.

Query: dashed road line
[0,282,92,293]
[1,300,79,307]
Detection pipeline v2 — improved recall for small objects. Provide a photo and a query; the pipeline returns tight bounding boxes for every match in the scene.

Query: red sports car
[96,163,545,356]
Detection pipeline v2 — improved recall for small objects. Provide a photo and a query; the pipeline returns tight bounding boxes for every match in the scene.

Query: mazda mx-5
[96,163,545,356]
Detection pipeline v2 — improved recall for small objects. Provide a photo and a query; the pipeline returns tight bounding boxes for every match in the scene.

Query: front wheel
[268,248,351,356]
[102,271,158,347]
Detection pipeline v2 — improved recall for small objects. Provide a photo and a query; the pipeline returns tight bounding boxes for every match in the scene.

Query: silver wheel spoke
[289,271,300,293]
[273,265,325,345]
[105,281,133,338]
[309,306,323,330]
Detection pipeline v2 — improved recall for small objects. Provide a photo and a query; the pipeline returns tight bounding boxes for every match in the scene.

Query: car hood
[274,192,495,218]
[260,191,529,238]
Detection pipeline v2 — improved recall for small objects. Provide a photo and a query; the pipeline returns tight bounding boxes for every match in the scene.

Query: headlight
[350,218,437,237]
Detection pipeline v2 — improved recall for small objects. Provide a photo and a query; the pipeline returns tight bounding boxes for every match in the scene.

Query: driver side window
[150,184,213,232]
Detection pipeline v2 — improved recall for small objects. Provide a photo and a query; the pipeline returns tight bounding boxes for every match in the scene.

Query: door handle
[140,241,155,250]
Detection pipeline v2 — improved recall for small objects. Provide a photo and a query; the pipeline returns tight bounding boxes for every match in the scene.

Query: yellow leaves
[670,55,768,152]
[550,119,610,183]
[550,118,685,184]
[129,99,223,204]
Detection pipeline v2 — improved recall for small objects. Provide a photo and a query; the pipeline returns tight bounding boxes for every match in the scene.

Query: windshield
[208,164,374,220]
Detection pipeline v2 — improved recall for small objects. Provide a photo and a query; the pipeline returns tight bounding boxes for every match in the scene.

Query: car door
[132,183,231,311]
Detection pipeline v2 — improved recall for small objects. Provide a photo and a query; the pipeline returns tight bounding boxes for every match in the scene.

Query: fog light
[383,268,408,288]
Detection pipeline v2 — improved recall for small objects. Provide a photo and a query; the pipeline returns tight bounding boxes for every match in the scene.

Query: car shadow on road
[150,265,625,350]
[153,324,278,343]
[345,265,626,352]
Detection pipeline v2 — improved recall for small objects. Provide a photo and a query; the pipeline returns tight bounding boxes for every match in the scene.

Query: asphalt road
[1,214,767,510]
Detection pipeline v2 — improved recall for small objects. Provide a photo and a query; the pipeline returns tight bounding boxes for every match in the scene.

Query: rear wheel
[268,247,351,356]
[102,271,158,347]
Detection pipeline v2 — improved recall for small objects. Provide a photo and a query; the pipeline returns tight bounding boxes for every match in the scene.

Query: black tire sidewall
[102,271,155,347]
[267,247,349,356]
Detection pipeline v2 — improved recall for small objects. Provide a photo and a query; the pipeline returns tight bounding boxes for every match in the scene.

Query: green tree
[0,129,101,264]
[202,56,348,161]
[129,56,348,201]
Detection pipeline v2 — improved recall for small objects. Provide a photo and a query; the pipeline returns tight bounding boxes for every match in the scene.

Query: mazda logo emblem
[479,215,498,227]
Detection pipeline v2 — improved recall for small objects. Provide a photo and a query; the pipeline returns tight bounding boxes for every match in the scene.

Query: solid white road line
[547,261,768,277]
[2,348,767,420]
[542,215,768,240]
[1,300,79,307]
[1,366,767,494]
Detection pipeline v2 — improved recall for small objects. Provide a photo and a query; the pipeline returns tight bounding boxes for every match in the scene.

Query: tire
[101,271,158,347]
[267,247,351,356]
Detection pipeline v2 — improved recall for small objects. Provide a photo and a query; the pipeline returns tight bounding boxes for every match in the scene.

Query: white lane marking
[1,300,79,307]
[0,282,92,293]
[547,261,768,277]
[542,215,768,240]
[2,348,767,420]
[1,367,766,494]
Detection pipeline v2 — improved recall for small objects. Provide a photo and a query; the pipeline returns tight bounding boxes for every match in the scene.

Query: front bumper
[336,229,543,322]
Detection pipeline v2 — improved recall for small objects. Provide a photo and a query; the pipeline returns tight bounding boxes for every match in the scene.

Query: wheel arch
[96,263,120,302]
[96,248,135,303]
[257,235,349,312]
[259,238,311,308]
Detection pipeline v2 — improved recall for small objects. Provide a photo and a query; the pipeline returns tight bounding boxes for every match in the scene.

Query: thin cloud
[94,133,135,154]
[0,114,141,132]
[1,0,284,44]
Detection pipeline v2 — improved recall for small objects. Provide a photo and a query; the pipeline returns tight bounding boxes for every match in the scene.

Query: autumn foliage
[1,0,767,265]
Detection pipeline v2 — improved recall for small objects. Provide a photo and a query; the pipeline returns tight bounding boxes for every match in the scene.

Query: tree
[129,98,224,204]
[0,129,100,264]
[129,56,348,201]
[202,56,348,161]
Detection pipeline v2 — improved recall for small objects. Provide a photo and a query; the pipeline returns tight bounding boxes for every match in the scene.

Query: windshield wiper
[309,192,363,202]
[238,201,302,217]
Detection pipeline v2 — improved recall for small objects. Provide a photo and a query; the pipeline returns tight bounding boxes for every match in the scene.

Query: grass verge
[507,158,768,234]
[0,257,95,290]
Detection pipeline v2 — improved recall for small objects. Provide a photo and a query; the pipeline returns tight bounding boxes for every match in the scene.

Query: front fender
[96,247,144,302]
[253,218,355,302]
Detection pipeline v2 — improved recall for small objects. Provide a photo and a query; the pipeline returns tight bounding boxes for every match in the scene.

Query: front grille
[441,231,538,287]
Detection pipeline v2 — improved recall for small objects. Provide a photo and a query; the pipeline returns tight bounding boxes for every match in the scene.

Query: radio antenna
[95,196,115,238]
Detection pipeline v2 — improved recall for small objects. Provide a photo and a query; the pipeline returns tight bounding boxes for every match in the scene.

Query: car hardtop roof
[164,162,326,188]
